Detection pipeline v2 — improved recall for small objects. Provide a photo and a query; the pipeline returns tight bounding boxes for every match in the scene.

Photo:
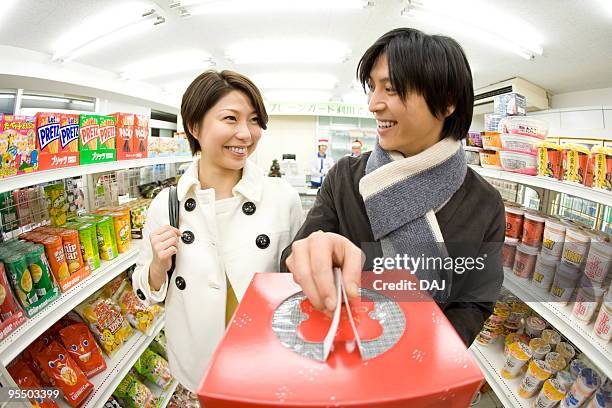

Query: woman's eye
[250,117,259,123]
[225,116,236,121]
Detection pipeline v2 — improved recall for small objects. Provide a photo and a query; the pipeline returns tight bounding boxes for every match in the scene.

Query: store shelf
[503,271,612,379]
[469,341,535,408]
[58,316,165,408]
[0,156,192,193]
[0,243,140,366]
[153,380,178,408]
[469,165,612,205]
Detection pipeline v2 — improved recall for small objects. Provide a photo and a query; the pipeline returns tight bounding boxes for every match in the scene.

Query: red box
[133,114,148,159]
[35,112,79,170]
[110,112,136,160]
[199,273,484,408]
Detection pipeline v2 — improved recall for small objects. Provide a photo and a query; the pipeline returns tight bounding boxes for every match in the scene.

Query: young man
[282,28,505,346]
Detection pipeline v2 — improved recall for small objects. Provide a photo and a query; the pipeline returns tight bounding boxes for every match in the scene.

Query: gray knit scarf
[359,137,467,302]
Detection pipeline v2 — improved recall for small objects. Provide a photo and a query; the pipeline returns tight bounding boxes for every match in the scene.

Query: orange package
[34,341,93,408]
[42,235,70,283]
[59,323,107,378]
[8,358,59,408]
[59,229,84,274]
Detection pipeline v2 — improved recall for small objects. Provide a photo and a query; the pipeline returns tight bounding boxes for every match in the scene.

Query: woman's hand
[148,225,182,291]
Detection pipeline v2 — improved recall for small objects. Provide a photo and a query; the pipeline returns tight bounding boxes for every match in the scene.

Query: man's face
[318,145,327,155]
[367,54,448,156]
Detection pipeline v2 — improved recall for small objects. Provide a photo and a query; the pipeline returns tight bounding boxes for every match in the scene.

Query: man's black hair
[357,28,474,140]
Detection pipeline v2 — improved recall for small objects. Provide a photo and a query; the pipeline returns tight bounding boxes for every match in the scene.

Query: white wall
[551,87,612,109]
[253,115,317,174]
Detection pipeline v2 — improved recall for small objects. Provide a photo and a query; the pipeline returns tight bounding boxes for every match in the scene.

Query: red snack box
[1,115,37,178]
[133,114,149,159]
[199,273,484,408]
[109,112,145,160]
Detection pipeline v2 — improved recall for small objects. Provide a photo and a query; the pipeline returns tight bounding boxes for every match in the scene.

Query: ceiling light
[263,90,332,103]
[52,2,163,62]
[253,73,338,90]
[177,0,370,15]
[120,51,214,80]
[402,0,544,60]
[21,95,71,103]
[226,40,350,64]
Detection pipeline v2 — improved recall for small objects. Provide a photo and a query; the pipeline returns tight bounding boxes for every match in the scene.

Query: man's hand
[285,231,363,313]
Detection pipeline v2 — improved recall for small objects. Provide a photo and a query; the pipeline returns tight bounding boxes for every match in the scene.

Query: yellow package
[75,291,133,357]
[114,279,162,335]
[44,183,67,226]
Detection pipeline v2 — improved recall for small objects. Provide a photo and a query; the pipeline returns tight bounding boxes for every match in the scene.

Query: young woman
[133,70,303,391]
[283,28,505,346]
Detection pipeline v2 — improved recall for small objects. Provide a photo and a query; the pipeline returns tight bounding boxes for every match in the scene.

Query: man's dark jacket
[281,151,505,346]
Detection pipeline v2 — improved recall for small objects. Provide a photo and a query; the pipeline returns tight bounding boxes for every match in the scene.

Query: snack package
[113,372,157,408]
[80,115,116,164]
[75,293,133,356]
[149,330,167,360]
[59,228,85,274]
[95,215,119,261]
[8,358,59,408]
[134,349,173,389]
[36,112,79,170]
[110,112,138,160]
[59,322,107,378]
[115,280,162,335]
[109,211,132,253]
[34,341,93,408]
[44,183,67,226]
[0,261,23,321]
[133,115,149,158]
[42,235,70,283]
[0,115,37,178]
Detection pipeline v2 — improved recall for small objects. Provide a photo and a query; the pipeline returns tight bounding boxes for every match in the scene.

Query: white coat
[132,157,303,391]
[310,153,335,185]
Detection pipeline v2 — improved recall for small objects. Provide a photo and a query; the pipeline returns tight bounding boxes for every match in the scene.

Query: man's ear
[445,105,456,118]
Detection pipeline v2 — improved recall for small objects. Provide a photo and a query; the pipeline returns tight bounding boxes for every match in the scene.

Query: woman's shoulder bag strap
[167,186,179,279]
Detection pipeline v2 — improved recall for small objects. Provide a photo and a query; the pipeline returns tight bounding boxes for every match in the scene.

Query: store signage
[266,102,373,119]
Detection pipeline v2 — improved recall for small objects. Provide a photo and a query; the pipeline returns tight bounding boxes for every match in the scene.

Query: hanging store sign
[265,102,373,119]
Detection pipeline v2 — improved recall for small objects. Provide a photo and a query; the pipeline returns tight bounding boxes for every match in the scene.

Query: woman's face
[367,54,449,156]
[193,90,262,171]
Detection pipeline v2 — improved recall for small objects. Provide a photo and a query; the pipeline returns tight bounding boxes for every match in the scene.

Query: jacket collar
[176,156,264,203]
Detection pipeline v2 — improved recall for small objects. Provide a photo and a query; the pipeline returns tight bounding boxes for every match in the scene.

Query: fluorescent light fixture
[52,2,162,62]
[181,0,370,15]
[253,73,338,90]
[120,50,214,80]
[263,90,332,103]
[22,95,71,103]
[226,39,350,64]
[70,100,95,107]
[0,94,16,99]
[403,0,544,60]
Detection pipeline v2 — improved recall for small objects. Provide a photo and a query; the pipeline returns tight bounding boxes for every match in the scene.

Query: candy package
[7,358,59,408]
[59,322,107,378]
[113,372,157,408]
[134,348,173,389]
[149,330,167,360]
[34,341,93,408]
[75,292,133,357]
[111,278,162,335]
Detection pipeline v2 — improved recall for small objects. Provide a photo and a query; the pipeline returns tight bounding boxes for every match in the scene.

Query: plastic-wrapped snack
[59,323,107,378]
[167,383,200,408]
[134,349,173,389]
[104,396,123,408]
[34,341,93,408]
[115,281,162,335]
[8,358,59,408]
[75,292,133,357]
[149,330,167,360]
[113,372,157,408]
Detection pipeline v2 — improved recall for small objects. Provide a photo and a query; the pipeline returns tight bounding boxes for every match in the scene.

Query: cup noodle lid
[544,217,567,232]
[517,243,539,256]
[524,211,546,223]
[505,205,524,216]
[504,237,520,246]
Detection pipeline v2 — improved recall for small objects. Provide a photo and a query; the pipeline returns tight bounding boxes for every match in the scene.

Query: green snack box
[79,115,116,164]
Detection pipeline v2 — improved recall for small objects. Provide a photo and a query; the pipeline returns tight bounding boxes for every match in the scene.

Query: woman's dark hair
[181,70,268,155]
[357,28,474,140]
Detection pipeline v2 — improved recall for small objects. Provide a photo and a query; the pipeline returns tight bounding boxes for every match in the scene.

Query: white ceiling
[1,0,612,103]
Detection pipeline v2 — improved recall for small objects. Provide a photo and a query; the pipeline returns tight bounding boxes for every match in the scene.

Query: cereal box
[79,115,116,164]
[133,114,149,159]
[0,115,37,178]
[35,112,79,170]
[109,113,140,160]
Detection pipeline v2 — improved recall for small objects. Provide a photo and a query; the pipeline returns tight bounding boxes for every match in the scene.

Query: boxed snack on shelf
[148,137,178,157]
[35,112,80,170]
[134,114,149,159]
[0,114,38,178]
[484,113,503,133]
[466,131,483,148]
[79,115,117,164]
[482,131,502,151]
[110,112,136,161]
[494,92,527,116]
[479,149,502,169]
[562,143,590,185]
[499,150,538,175]
[498,116,548,138]
[538,141,564,180]
[590,145,612,191]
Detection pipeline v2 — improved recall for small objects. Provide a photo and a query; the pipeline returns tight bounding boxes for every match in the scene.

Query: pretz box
[79,115,116,164]
[35,112,79,170]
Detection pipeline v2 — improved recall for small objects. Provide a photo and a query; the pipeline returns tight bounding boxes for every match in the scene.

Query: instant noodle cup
[59,323,107,378]
[505,333,528,356]
[501,342,532,379]
[134,349,173,389]
[550,261,580,304]
[561,367,601,408]
[59,229,84,274]
[113,372,156,408]
[555,342,576,362]
[109,211,131,254]
[479,149,502,169]
[562,143,590,184]
[26,244,54,298]
[593,290,612,341]
[529,338,551,360]
[542,218,567,259]
[562,227,591,267]
[5,254,37,306]
[503,237,519,273]
[0,262,21,320]
[541,329,562,347]
[518,359,553,399]
[522,211,546,248]
[95,216,118,261]
[588,378,612,408]
[532,379,566,408]
[76,223,100,270]
[532,253,557,295]
[572,281,605,323]
[43,235,70,283]
[568,359,587,379]
[513,243,539,279]
[538,141,563,180]
[544,352,566,375]
[525,316,546,338]
[34,341,93,408]
[583,235,612,284]
[591,146,612,191]
[556,370,576,392]
[505,205,524,239]
[482,132,502,151]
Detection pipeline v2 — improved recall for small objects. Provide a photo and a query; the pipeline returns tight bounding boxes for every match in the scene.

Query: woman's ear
[188,123,199,137]
[445,105,456,117]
